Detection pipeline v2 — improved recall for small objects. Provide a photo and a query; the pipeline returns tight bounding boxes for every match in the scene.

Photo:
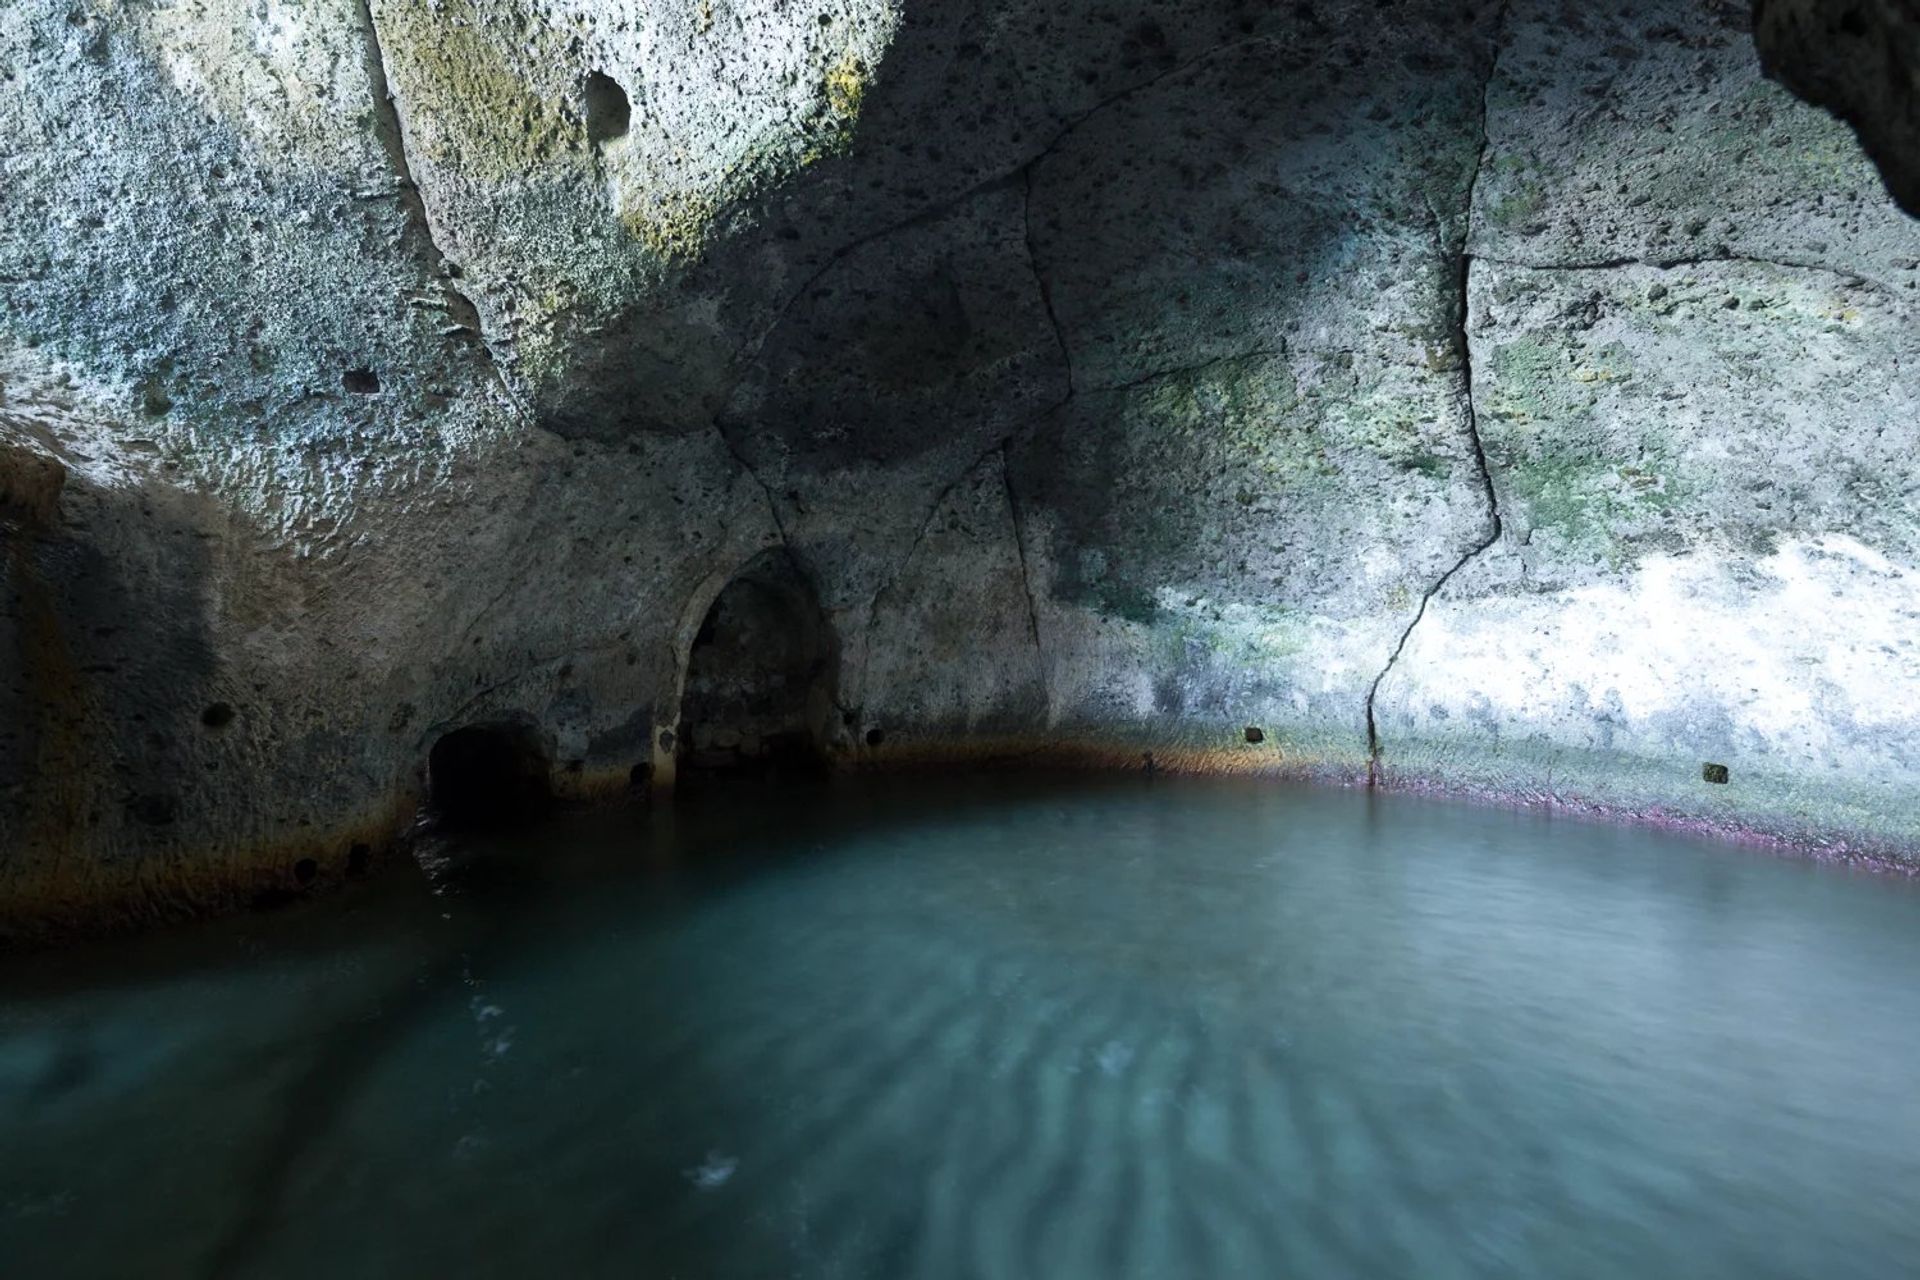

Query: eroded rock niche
[678,553,838,779]
[427,720,553,827]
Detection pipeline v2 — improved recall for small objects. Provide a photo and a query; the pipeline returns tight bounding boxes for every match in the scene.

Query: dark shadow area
[533,0,1457,440]
[678,551,835,781]
[582,70,631,148]
[427,721,552,827]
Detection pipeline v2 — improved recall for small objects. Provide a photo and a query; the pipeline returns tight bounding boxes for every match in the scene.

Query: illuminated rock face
[2,0,1918,934]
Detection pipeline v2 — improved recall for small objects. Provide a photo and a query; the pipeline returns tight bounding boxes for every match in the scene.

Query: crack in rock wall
[4,0,1920,937]
[1369,0,1920,851]
[1365,3,1511,783]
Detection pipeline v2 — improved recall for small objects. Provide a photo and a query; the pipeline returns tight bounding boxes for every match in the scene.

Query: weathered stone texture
[4,0,1920,935]
[1374,0,1920,851]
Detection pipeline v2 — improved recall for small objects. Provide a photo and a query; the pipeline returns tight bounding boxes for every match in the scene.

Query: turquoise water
[4,777,1919,1279]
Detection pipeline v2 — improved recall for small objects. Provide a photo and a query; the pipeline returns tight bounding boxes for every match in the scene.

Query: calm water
[4,777,1919,1279]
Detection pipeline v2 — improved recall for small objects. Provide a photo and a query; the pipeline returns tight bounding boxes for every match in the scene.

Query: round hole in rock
[865,727,884,747]
[201,701,235,729]
[341,368,381,395]
[427,721,552,827]
[678,550,836,781]
[583,71,631,148]
[293,857,318,885]
[1244,725,1264,744]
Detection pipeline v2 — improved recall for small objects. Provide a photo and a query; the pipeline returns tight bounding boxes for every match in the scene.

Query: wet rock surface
[2,0,1919,934]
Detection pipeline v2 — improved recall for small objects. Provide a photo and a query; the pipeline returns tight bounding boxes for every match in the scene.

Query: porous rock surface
[2,0,1918,938]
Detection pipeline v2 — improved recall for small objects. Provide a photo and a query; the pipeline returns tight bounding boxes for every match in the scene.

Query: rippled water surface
[6,777,1920,1279]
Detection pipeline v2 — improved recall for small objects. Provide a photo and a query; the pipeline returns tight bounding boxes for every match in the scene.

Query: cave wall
[1380,0,1920,850]
[2,0,1918,936]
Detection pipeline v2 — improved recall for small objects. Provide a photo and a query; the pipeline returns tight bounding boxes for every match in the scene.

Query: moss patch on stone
[621,188,726,263]
[1323,369,1460,477]
[1501,451,1691,565]
[1135,354,1333,485]
[824,48,869,120]
[375,0,578,180]
[1481,152,1549,231]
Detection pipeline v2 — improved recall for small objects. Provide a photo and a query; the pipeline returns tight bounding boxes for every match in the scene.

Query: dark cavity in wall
[427,720,552,827]
[678,550,836,781]
[583,72,631,149]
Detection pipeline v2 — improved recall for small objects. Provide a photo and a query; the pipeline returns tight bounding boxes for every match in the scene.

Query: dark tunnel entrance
[427,721,552,827]
[678,552,836,780]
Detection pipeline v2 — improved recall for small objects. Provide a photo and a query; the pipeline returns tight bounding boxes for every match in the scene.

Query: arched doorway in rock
[426,719,552,827]
[677,551,837,778]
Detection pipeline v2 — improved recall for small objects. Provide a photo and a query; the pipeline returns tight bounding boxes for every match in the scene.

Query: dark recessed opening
[346,842,371,876]
[865,727,884,747]
[629,761,653,790]
[1244,725,1264,744]
[428,722,552,827]
[293,857,318,885]
[678,551,836,782]
[341,368,381,395]
[127,793,178,826]
[1702,762,1730,785]
[583,71,631,148]
[201,701,235,729]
